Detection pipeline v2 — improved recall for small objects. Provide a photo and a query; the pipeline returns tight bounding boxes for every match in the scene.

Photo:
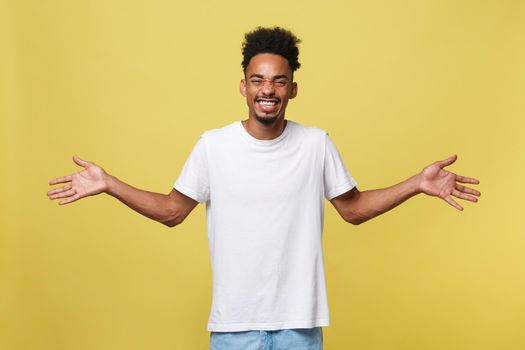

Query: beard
[255,114,279,126]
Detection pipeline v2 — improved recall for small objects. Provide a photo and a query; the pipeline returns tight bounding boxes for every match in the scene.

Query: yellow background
[2,0,524,349]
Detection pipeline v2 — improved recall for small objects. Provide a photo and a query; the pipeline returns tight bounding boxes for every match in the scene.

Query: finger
[73,155,90,168]
[455,184,481,197]
[436,154,457,168]
[59,193,81,205]
[49,188,76,200]
[49,175,72,185]
[47,185,72,196]
[443,195,463,211]
[452,190,478,203]
[456,175,480,184]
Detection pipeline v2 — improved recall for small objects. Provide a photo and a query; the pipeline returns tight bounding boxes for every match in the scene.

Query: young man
[47,27,480,350]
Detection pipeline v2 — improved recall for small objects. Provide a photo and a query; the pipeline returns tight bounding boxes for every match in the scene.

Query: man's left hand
[418,155,481,210]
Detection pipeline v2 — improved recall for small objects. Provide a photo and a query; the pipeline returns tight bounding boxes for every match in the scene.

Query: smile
[256,99,280,113]
[259,101,277,106]
[256,98,280,106]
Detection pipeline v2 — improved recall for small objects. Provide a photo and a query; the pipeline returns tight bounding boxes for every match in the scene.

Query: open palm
[419,155,480,210]
[47,156,108,205]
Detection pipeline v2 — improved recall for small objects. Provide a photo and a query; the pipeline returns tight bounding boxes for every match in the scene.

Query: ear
[240,79,247,97]
[290,82,298,99]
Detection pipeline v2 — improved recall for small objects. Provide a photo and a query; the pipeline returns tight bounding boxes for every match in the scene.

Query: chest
[208,141,323,202]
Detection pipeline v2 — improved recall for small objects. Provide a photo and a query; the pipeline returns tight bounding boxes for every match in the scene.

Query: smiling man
[241,53,297,127]
[47,27,481,350]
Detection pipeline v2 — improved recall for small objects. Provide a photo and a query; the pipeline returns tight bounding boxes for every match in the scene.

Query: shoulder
[288,120,328,141]
[199,121,239,142]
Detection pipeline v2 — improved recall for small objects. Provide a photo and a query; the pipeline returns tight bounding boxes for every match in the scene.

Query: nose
[261,80,276,94]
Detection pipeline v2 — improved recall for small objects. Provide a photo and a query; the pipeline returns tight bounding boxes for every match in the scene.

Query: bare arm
[47,156,198,227]
[331,155,481,225]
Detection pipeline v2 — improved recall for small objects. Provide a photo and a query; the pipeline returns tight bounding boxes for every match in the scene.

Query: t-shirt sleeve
[324,133,357,200]
[173,135,210,203]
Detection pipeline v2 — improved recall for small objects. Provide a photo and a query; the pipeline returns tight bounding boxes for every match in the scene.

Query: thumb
[73,155,90,168]
[436,154,457,168]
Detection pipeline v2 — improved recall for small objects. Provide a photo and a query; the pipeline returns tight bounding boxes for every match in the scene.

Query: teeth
[259,101,277,106]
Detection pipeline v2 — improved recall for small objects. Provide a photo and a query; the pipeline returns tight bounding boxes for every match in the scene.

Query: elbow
[161,206,185,228]
[162,214,185,228]
[344,216,364,225]
[163,219,182,228]
[343,211,368,225]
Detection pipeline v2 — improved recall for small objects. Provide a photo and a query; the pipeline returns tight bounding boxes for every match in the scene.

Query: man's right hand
[47,155,198,227]
[47,155,108,205]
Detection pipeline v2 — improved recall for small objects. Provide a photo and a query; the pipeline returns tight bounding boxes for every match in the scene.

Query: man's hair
[241,26,301,74]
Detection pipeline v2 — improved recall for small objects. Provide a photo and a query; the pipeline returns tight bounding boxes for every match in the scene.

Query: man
[47,27,480,350]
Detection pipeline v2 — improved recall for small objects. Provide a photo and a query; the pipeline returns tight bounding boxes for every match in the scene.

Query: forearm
[105,174,177,225]
[345,174,422,224]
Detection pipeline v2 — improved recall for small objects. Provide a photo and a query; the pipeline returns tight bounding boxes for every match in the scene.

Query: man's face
[240,53,298,126]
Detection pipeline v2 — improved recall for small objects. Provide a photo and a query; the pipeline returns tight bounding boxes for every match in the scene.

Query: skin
[47,53,481,226]
[240,53,297,140]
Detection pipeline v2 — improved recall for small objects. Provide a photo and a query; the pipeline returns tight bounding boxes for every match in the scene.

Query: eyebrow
[248,74,290,80]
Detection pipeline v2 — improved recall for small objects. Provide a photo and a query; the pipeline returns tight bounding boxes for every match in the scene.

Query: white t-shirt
[174,120,357,332]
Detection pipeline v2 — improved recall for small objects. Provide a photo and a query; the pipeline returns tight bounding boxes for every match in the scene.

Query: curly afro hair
[241,26,301,74]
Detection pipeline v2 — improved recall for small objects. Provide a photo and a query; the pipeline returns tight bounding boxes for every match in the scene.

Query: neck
[242,117,287,140]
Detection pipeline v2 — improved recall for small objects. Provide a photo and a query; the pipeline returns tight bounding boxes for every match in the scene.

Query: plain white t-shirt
[174,120,357,332]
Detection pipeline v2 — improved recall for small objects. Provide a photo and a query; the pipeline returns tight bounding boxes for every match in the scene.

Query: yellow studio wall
[1,0,524,349]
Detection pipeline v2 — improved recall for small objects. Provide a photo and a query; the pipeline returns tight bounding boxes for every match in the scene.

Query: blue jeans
[210,327,323,350]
